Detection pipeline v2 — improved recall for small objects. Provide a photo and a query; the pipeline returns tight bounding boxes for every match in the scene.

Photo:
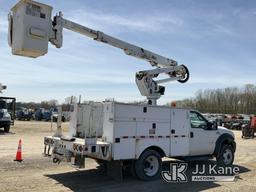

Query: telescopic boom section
[49,14,189,105]
[53,15,178,68]
[49,14,190,105]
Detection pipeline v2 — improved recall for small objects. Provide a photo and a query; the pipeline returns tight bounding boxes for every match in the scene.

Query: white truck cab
[44,101,236,181]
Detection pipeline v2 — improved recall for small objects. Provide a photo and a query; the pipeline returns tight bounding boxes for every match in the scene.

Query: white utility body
[43,100,236,180]
[46,102,192,161]
[8,0,236,180]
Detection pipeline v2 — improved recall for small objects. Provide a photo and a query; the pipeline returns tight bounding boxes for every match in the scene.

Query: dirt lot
[0,121,256,192]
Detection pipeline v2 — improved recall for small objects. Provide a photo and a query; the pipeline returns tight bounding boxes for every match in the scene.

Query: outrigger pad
[107,160,123,182]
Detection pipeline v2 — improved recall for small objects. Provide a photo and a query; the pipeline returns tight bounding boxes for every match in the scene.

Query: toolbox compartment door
[170,109,190,156]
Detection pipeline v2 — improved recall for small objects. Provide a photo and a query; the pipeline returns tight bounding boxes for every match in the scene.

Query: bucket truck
[0,84,16,132]
[8,0,236,180]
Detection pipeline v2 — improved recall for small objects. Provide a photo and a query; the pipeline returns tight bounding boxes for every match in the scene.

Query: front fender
[213,133,236,157]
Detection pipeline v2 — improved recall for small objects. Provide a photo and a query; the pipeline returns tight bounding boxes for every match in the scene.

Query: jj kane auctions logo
[162,163,239,182]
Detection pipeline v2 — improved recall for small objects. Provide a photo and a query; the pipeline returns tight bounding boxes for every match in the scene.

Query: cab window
[190,111,208,129]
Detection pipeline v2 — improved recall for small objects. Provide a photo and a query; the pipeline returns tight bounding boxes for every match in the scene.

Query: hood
[217,126,235,138]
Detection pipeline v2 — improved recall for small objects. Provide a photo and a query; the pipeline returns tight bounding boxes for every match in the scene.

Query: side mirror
[207,121,218,130]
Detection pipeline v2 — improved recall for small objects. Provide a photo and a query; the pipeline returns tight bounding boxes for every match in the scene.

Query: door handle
[190,132,194,138]
[171,129,175,134]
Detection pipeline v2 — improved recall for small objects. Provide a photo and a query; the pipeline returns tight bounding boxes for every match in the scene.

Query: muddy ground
[0,121,256,192]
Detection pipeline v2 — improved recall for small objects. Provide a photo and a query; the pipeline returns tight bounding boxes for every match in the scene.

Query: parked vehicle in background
[230,122,243,130]
[16,107,33,121]
[34,108,67,122]
[0,98,16,132]
[0,84,16,133]
[242,116,255,138]
[34,108,45,121]
[51,111,66,122]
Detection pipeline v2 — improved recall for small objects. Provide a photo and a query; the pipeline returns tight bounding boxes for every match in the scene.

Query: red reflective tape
[125,135,173,139]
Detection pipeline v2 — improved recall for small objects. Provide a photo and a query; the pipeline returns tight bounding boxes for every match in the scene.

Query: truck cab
[189,111,235,165]
[0,97,16,132]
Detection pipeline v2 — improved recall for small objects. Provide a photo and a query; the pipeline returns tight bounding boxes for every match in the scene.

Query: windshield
[0,100,7,109]
[190,111,208,128]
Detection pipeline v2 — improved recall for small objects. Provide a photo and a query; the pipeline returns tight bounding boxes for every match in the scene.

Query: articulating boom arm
[50,13,178,68]
[49,13,189,105]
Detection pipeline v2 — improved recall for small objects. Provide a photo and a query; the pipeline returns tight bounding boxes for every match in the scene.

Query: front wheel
[4,125,10,133]
[216,145,234,166]
[134,149,162,181]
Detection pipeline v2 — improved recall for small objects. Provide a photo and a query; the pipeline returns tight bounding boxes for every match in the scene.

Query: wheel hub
[143,155,159,177]
[223,148,233,165]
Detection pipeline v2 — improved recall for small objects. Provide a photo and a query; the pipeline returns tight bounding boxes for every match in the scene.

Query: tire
[96,159,107,169]
[4,125,10,133]
[129,160,137,178]
[134,149,162,181]
[53,117,57,122]
[216,145,234,166]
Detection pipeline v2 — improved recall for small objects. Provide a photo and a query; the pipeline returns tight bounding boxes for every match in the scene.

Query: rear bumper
[43,136,112,163]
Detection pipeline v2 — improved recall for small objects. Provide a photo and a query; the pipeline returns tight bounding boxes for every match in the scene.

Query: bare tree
[175,84,256,114]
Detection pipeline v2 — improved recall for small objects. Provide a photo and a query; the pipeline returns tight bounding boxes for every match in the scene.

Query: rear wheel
[135,149,162,181]
[4,125,10,133]
[96,159,107,169]
[216,145,234,166]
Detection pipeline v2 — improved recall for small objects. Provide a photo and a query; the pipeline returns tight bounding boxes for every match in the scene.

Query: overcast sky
[0,0,256,104]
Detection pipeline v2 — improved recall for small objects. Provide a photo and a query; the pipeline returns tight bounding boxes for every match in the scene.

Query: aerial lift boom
[8,1,189,105]
[50,13,189,105]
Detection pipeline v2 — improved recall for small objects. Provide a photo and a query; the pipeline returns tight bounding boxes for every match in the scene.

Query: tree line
[175,84,256,114]
[15,96,76,112]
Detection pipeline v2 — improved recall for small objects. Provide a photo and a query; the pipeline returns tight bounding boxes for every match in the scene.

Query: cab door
[189,111,218,156]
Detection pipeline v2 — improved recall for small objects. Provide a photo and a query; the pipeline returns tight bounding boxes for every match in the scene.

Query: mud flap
[107,160,123,181]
